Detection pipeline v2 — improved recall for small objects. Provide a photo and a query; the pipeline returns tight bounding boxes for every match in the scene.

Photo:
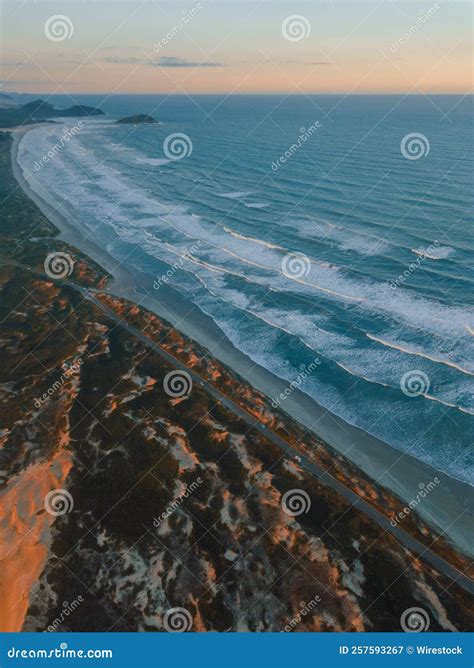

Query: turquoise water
[17,94,474,483]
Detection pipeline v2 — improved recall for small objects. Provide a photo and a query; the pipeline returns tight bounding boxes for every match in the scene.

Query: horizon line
[4,90,473,97]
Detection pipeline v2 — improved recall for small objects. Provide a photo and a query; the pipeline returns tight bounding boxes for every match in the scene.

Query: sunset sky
[0,0,472,94]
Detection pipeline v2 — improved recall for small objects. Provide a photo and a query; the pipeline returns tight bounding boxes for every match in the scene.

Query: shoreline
[10,125,474,559]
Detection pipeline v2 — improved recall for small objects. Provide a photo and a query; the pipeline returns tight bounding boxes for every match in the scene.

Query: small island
[116,114,158,124]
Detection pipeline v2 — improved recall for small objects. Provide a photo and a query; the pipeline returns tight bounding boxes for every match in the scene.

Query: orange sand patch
[189,595,206,632]
[187,353,200,367]
[0,450,72,631]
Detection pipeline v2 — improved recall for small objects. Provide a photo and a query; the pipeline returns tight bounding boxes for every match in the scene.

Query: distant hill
[0,99,104,127]
[0,92,17,109]
[116,114,158,124]
[19,100,104,118]
[19,100,56,116]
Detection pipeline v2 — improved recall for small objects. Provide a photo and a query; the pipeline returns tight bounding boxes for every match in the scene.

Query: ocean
[16,93,474,485]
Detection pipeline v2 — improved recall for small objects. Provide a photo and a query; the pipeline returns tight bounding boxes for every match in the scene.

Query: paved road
[81,287,473,596]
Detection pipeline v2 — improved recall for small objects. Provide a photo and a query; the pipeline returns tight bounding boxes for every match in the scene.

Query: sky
[0,0,472,94]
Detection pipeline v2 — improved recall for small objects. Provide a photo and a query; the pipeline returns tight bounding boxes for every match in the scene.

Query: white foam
[284,218,392,256]
[243,202,269,209]
[136,157,171,166]
[191,284,473,413]
[412,246,454,260]
[366,333,474,375]
[17,124,474,369]
[217,191,251,199]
